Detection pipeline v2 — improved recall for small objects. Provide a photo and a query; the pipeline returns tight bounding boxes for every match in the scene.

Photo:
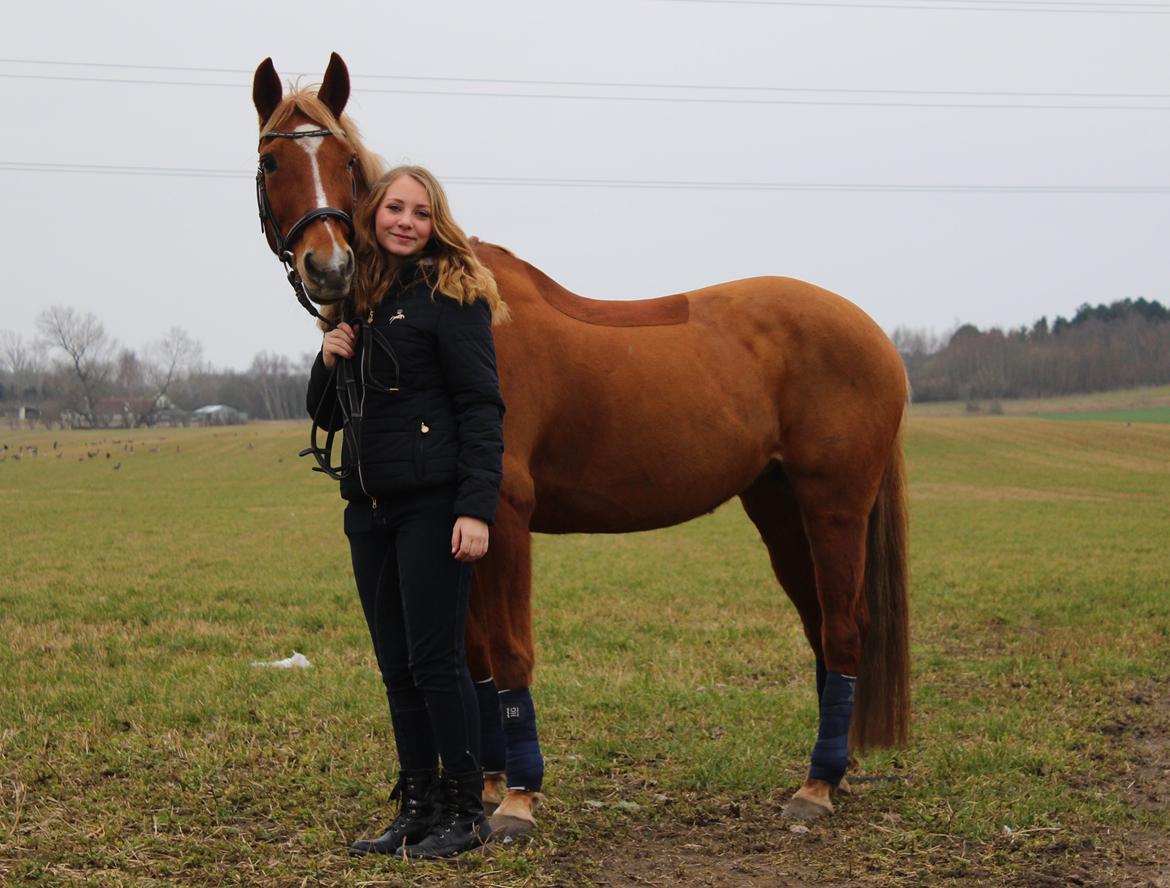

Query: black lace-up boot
[399,770,492,859]
[349,769,439,856]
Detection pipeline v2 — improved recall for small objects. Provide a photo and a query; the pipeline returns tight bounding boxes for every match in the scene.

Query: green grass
[910,383,1170,417]
[1,417,1168,885]
[1033,407,1170,424]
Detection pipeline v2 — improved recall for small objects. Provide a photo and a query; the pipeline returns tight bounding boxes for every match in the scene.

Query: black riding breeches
[344,490,480,774]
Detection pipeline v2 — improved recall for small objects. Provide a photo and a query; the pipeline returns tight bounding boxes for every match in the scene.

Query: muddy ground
[558,683,1170,888]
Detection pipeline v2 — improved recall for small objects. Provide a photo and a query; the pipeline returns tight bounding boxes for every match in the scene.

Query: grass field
[909,383,1170,420]
[1032,407,1170,424]
[1,413,1168,886]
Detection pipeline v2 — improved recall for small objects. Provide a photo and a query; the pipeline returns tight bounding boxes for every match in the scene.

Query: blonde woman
[307,166,505,859]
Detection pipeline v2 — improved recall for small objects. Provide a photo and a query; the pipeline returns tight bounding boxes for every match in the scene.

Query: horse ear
[253,58,283,126]
[318,52,350,120]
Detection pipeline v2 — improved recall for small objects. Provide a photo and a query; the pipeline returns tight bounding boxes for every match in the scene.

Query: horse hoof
[782,795,834,821]
[489,813,534,840]
[489,789,539,840]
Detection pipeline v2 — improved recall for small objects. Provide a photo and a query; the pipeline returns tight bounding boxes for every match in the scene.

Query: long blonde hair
[351,165,506,322]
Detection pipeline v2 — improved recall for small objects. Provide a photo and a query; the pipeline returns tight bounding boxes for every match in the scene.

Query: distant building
[191,404,248,426]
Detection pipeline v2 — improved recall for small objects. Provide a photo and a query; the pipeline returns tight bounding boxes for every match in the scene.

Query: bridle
[256,126,358,330]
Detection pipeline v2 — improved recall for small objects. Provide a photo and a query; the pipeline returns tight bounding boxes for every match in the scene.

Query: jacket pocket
[414,419,430,479]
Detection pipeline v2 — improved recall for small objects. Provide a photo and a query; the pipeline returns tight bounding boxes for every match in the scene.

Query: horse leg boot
[489,685,543,837]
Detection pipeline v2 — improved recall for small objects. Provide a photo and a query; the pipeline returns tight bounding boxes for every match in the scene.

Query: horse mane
[260,86,386,194]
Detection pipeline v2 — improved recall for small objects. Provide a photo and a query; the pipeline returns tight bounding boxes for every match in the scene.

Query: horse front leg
[783,507,869,821]
[475,492,543,838]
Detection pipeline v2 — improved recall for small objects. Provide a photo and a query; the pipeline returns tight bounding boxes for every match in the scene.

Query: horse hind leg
[739,462,822,660]
[739,464,842,819]
[780,469,883,820]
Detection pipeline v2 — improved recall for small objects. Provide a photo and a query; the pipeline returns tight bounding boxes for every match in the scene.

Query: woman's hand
[321,322,357,369]
[451,516,489,562]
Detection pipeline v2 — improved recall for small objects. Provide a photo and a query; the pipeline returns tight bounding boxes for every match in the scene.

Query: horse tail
[850,426,910,752]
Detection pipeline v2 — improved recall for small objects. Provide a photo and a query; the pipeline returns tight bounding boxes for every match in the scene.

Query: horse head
[253,52,364,306]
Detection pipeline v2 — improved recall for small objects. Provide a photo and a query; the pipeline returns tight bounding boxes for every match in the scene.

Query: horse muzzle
[298,244,355,304]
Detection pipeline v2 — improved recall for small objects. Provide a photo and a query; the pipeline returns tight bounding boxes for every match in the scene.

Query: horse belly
[527,428,769,534]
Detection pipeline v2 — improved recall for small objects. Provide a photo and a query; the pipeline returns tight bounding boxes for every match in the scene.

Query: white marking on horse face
[293,124,350,273]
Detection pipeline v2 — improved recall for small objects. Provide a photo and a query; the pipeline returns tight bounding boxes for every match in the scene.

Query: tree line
[1,306,312,428]
[6,297,1168,428]
[892,298,1170,403]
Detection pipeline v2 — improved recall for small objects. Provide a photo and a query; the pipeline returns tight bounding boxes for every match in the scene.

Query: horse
[251,53,910,834]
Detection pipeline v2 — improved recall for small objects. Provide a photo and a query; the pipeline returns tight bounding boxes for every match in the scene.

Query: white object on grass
[251,651,312,669]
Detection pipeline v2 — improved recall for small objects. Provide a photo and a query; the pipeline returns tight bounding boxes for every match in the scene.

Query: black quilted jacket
[305,274,505,524]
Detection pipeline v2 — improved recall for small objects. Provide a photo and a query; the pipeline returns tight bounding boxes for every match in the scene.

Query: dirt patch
[554,802,862,888]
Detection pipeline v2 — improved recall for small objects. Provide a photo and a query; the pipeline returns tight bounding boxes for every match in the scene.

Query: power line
[648,0,1170,13]
[4,57,1165,104]
[3,57,1169,100]
[2,161,1167,193]
[0,72,239,88]
[2,72,1167,110]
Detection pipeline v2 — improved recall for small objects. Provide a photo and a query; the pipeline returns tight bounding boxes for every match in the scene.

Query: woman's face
[374,175,433,257]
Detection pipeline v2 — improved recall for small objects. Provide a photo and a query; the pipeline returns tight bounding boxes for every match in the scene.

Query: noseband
[256,127,358,329]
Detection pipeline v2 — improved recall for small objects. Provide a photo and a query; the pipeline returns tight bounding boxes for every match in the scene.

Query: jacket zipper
[415,419,430,478]
[356,306,406,508]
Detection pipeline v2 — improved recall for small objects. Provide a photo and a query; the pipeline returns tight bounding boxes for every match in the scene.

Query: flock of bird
[0,437,166,471]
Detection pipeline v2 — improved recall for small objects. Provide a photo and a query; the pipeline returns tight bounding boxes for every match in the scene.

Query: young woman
[306,165,506,859]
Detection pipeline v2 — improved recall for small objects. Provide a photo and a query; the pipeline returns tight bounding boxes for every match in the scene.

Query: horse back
[476,244,906,531]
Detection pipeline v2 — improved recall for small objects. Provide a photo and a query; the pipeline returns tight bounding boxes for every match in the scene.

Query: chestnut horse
[252,53,909,833]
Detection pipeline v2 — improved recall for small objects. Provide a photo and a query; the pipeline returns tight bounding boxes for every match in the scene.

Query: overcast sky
[3,0,1167,369]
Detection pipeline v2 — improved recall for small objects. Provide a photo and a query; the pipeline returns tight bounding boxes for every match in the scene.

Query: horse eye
[260,154,277,174]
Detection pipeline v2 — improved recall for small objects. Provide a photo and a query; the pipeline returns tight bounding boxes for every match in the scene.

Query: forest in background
[2,298,1168,428]
[893,298,1168,403]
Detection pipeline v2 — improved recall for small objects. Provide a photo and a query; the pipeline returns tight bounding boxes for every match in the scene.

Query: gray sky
[3,0,1168,369]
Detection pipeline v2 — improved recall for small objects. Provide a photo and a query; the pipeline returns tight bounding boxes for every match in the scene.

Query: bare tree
[1,329,40,380]
[1,328,44,392]
[250,351,291,420]
[0,329,46,426]
[140,327,203,424]
[36,306,116,427]
[116,348,145,394]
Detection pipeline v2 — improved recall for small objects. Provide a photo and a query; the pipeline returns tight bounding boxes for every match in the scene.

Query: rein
[298,321,402,483]
[256,127,358,330]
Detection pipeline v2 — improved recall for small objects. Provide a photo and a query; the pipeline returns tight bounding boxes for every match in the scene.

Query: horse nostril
[343,249,355,279]
[303,250,324,282]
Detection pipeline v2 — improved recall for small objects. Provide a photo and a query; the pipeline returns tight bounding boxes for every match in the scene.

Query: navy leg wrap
[476,678,507,773]
[815,658,827,703]
[499,687,544,792]
[808,671,855,786]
